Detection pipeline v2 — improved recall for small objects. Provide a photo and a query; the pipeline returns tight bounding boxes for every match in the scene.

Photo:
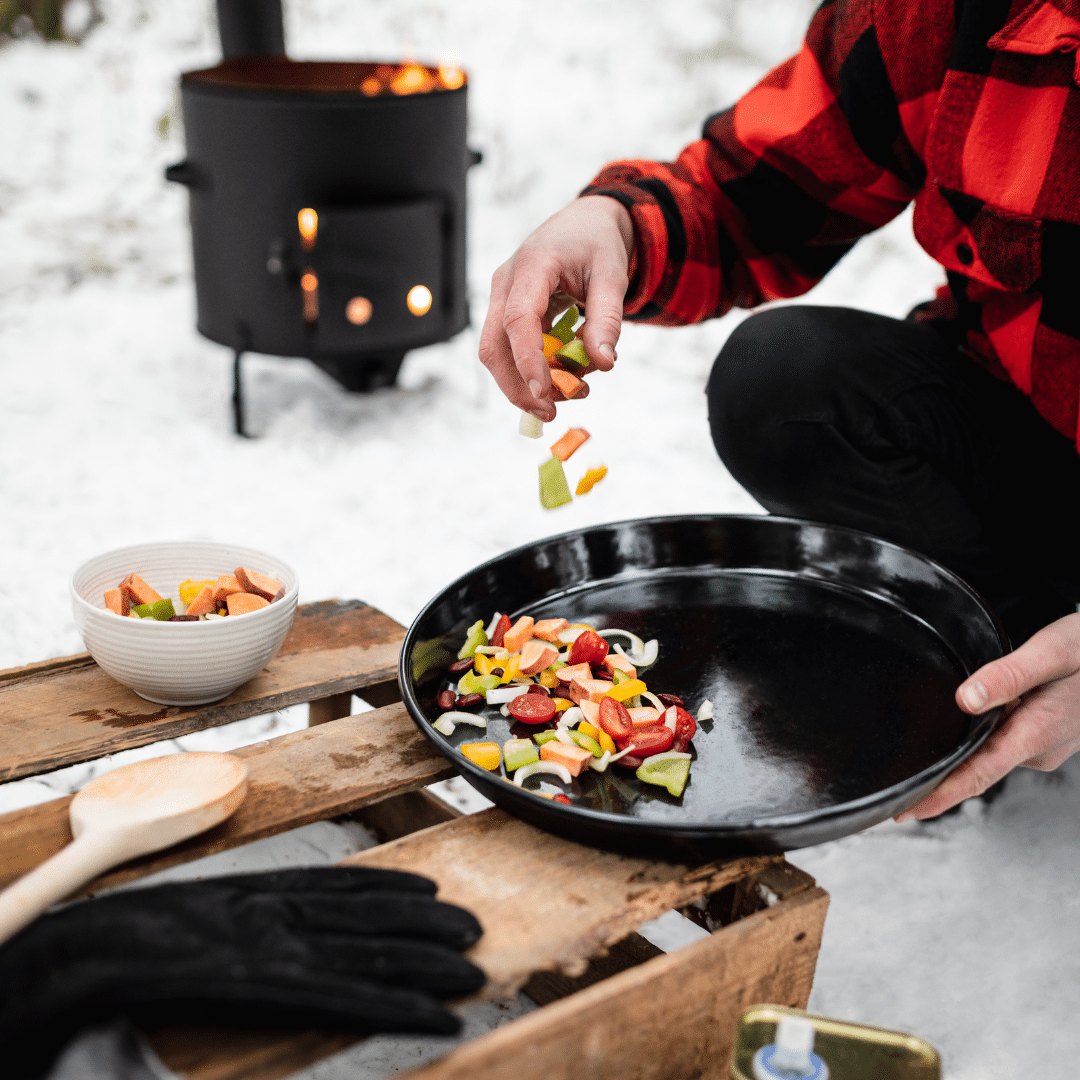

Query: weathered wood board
[0,600,404,782]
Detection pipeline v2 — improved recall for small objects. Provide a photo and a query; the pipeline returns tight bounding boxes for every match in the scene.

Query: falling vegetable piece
[461,742,502,771]
[576,466,608,496]
[539,455,573,509]
[519,411,544,439]
[635,752,692,797]
[549,305,579,344]
[550,428,590,462]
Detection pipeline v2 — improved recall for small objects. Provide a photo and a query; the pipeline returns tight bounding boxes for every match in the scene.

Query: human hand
[896,612,1080,821]
[0,866,485,1079]
[479,195,634,422]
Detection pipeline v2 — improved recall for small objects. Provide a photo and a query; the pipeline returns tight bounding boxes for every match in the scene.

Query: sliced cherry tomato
[568,629,609,667]
[673,706,697,744]
[598,696,632,740]
[617,725,673,758]
[553,793,572,805]
[508,694,557,724]
[489,613,512,648]
[672,737,691,754]
[527,683,551,697]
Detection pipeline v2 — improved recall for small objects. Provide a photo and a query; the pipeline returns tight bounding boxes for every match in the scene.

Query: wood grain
[0,600,404,782]
[0,703,454,892]
[343,808,782,998]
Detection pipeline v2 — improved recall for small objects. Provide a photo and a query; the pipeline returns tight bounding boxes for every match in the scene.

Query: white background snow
[1,1,1077,1077]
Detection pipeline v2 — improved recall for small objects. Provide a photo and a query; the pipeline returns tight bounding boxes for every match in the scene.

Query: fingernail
[528,379,544,400]
[959,681,988,712]
[894,811,913,824]
[599,343,615,363]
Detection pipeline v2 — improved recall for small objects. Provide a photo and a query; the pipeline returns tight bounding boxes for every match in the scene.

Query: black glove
[0,866,486,1080]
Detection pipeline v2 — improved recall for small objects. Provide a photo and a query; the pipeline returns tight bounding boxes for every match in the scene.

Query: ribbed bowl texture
[70,540,299,705]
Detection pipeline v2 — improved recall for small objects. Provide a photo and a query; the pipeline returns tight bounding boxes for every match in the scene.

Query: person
[478,0,1080,821]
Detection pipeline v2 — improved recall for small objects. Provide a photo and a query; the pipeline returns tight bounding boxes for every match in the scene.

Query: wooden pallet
[0,600,829,1080]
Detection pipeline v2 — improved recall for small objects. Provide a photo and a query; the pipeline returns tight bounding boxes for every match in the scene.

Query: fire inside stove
[166,3,478,434]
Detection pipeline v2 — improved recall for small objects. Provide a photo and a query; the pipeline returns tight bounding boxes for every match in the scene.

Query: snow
[1,1,1077,1077]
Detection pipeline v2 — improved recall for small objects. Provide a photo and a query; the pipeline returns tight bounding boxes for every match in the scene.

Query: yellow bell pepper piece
[575,465,608,496]
[461,742,502,771]
[474,653,494,676]
[542,333,563,358]
[538,668,560,688]
[499,655,521,684]
[552,696,574,713]
[605,678,647,702]
[579,721,616,755]
[179,579,215,605]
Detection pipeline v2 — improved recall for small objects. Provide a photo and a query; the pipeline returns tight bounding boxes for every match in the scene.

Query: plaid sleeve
[582,0,936,325]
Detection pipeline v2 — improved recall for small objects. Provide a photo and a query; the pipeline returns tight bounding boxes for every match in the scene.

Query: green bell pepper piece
[636,755,691,797]
[503,738,540,772]
[457,619,488,660]
[457,670,501,695]
[612,668,631,685]
[533,729,562,746]
[549,305,579,344]
[150,598,176,621]
[539,455,573,509]
[568,729,603,758]
[554,338,589,368]
[132,603,153,618]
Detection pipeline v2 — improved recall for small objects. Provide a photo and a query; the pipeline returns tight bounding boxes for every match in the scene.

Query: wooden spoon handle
[0,830,121,946]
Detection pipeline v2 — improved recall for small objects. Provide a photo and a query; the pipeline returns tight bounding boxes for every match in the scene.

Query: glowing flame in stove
[438,65,465,89]
[359,62,466,97]
[407,285,433,316]
[301,271,319,323]
[391,64,435,95]
[298,208,318,249]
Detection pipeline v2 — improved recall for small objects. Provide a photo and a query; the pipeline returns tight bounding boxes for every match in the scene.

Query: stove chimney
[216,0,285,59]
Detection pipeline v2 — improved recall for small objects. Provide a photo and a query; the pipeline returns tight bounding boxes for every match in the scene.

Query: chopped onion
[641,692,666,714]
[608,745,638,763]
[514,761,572,786]
[697,699,714,721]
[486,685,530,705]
[433,711,488,736]
[475,645,509,657]
[500,705,511,717]
[589,751,612,772]
[484,612,502,639]
[597,627,646,654]
[613,639,659,669]
[557,706,584,729]
[556,625,591,644]
[663,706,677,733]
[518,411,544,438]
[554,728,576,746]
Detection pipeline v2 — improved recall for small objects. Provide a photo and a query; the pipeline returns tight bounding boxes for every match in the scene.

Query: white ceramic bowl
[70,541,299,706]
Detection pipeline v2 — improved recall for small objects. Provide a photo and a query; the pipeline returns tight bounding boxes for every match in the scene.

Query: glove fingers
[302,936,486,997]
[179,866,439,897]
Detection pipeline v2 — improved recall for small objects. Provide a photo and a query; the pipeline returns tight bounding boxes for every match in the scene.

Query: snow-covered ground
[1,2,1077,1077]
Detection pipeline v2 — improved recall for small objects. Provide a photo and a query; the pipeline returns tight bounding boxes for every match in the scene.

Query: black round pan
[399,515,1008,859]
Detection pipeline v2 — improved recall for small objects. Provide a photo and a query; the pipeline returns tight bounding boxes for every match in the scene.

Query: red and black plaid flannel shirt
[583,0,1080,449]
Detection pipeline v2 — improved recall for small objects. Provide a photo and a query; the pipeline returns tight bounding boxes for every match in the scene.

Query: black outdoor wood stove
[166,0,479,434]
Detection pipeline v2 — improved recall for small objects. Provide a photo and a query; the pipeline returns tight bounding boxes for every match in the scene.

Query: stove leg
[232,349,251,438]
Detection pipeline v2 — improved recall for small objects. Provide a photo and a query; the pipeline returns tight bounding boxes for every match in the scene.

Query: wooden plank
[350,788,462,843]
[307,691,353,726]
[344,809,780,998]
[0,600,404,782]
[521,932,664,1006]
[0,703,455,892]
[400,885,829,1080]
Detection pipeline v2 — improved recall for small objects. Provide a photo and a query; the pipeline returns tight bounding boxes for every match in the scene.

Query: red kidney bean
[437,690,456,711]
[491,667,504,677]
[168,615,200,622]
[448,657,475,675]
[455,693,484,710]
[655,693,686,709]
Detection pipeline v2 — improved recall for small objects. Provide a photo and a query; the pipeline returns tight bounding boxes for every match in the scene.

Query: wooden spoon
[0,751,248,945]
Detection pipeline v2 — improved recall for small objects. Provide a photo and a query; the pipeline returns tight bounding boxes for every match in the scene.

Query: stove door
[313,197,447,354]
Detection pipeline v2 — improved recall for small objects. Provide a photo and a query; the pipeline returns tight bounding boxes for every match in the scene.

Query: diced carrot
[104,588,129,617]
[578,699,600,725]
[570,677,615,704]
[502,616,534,654]
[604,653,637,679]
[518,639,560,675]
[226,592,270,616]
[120,573,162,606]
[532,618,569,642]
[185,584,216,617]
[542,333,563,358]
[549,428,591,463]
[628,706,662,729]
[549,368,587,400]
[235,566,283,602]
[212,574,243,604]
[555,662,592,684]
[539,741,592,777]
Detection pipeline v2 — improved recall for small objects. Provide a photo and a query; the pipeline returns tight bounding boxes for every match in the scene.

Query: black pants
[706,306,1080,647]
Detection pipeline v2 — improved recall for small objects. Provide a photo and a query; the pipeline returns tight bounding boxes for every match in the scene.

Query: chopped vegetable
[614,638,659,669]
[567,729,603,758]
[554,338,589,368]
[598,696,633,741]
[698,699,714,721]
[533,729,562,746]
[542,333,564,358]
[605,678,647,703]
[575,466,608,496]
[503,738,540,772]
[549,368,587,400]
[617,725,673,758]
[485,685,531,705]
[461,742,501,771]
[579,721,616,755]
[549,305,579,344]
[457,619,488,660]
[568,629,609,666]
[635,752,692,797]
[518,639,559,675]
[514,760,573,787]
[539,741,593,776]
[532,618,570,642]
[550,428,591,462]
[519,411,544,439]
[539,455,573,509]
[432,711,489,736]
[179,579,215,605]
[508,693,557,724]
[457,670,501,696]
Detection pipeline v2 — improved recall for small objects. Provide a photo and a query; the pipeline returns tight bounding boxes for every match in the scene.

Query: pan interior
[421,569,970,823]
